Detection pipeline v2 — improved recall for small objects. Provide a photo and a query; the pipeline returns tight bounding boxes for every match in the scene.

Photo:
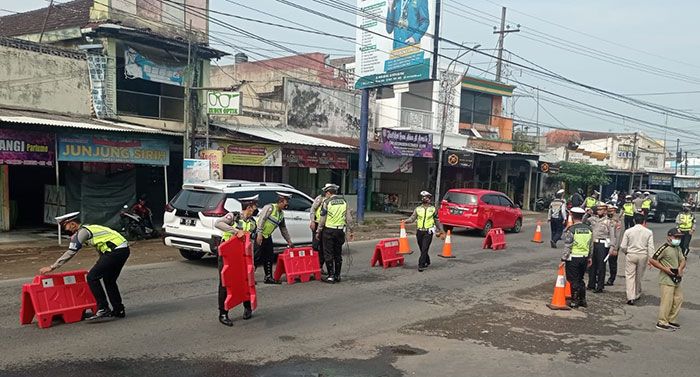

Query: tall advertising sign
[355,0,436,89]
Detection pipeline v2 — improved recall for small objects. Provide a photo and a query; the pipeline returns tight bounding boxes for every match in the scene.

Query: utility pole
[535,87,540,152]
[493,7,520,82]
[38,0,54,44]
[676,138,680,175]
[629,132,638,193]
[685,152,689,175]
[357,89,369,223]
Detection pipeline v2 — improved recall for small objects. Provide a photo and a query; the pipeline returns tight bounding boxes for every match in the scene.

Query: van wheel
[659,213,666,223]
[481,221,493,237]
[510,218,522,233]
[179,249,205,260]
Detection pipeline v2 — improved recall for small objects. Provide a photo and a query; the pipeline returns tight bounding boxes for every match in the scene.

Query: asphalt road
[1,221,699,377]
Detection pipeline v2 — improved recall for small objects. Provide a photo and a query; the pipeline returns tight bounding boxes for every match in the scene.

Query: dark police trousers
[312,222,324,271]
[416,229,433,268]
[217,256,251,315]
[624,216,634,229]
[322,228,345,278]
[256,236,276,278]
[550,219,564,243]
[565,256,587,303]
[87,247,130,311]
[680,230,692,257]
[607,254,618,283]
[587,242,608,291]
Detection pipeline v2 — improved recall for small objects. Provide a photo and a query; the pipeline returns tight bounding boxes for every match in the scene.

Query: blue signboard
[124,46,185,86]
[58,134,169,166]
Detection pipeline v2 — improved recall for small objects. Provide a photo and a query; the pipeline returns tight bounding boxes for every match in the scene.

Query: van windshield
[444,192,478,205]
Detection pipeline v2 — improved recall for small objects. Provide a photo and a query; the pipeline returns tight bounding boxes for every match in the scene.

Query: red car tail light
[202,199,227,217]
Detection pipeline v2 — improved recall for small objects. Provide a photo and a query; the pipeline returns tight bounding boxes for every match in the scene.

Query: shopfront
[284,148,351,198]
[195,138,283,182]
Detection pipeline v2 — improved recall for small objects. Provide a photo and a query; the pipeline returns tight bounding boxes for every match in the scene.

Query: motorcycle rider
[571,188,584,208]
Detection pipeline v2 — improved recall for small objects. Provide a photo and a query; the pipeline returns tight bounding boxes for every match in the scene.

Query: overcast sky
[5,0,700,154]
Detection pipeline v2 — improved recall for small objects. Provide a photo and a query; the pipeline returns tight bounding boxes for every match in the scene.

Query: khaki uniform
[583,214,616,291]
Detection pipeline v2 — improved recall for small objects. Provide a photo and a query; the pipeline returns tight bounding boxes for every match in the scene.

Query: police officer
[675,203,695,257]
[214,195,258,326]
[405,191,445,272]
[310,184,336,275]
[606,203,623,286]
[633,191,644,212]
[256,192,294,284]
[548,189,567,248]
[622,195,635,229]
[316,184,354,283]
[584,191,599,210]
[39,212,130,320]
[583,202,616,293]
[561,207,593,309]
[641,192,652,217]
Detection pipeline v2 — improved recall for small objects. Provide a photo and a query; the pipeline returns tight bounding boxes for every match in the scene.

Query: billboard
[0,129,54,166]
[58,134,169,166]
[208,91,241,115]
[381,128,433,158]
[355,0,436,89]
[199,149,224,180]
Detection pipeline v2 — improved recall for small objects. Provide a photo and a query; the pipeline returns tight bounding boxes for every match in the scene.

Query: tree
[550,161,610,191]
[512,130,534,153]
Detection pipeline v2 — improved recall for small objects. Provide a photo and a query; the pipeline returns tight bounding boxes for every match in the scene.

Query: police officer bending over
[256,192,294,284]
[40,212,130,321]
[310,184,336,275]
[316,184,354,284]
[405,191,445,272]
[561,207,593,309]
[214,195,258,327]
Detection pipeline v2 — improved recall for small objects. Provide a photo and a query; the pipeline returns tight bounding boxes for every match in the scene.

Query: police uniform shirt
[310,195,324,222]
[216,212,257,235]
[633,197,644,211]
[257,203,292,243]
[548,199,567,221]
[582,213,616,247]
[675,212,696,232]
[561,222,593,260]
[406,204,444,232]
[50,227,128,269]
[317,195,354,233]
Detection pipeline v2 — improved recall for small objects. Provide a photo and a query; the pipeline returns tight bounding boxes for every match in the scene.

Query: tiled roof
[0,0,92,37]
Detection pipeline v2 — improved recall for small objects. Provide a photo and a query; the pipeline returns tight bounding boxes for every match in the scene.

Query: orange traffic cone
[547,265,572,310]
[438,230,455,258]
[565,280,572,299]
[531,221,543,243]
[398,220,412,255]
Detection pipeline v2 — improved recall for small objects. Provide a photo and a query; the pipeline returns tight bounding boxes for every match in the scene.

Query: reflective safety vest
[83,224,127,253]
[222,217,257,241]
[678,213,694,231]
[641,198,652,209]
[261,204,284,239]
[314,198,323,222]
[623,202,635,216]
[571,225,592,257]
[584,197,597,208]
[325,197,348,228]
[416,205,436,230]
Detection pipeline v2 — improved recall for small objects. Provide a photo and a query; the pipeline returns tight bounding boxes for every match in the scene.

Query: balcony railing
[400,107,433,130]
[117,89,184,121]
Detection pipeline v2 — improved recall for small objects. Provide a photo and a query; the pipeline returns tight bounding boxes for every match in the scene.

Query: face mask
[607,213,614,218]
[422,197,431,204]
[671,239,681,246]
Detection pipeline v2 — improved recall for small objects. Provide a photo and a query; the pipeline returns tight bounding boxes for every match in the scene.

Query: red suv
[438,189,523,236]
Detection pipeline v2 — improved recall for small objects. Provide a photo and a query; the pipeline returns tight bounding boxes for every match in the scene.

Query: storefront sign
[195,140,282,167]
[674,176,700,190]
[58,134,169,166]
[124,46,185,86]
[199,150,223,180]
[538,161,559,174]
[443,150,473,168]
[284,149,349,169]
[617,144,633,159]
[381,128,433,158]
[0,129,54,166]
[371,152,412,173]
[649,174,673,186]
[183,159,210,183]
[208,91,241,115]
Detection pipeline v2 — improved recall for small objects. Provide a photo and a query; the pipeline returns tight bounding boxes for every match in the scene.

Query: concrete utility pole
[676,138,680,175]
[493,7,520,82]
[629,132,639,192]
[685,152,689,175]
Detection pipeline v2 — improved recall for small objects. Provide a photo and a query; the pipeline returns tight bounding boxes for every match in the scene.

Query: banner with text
[58,134,169,166]
[381,128,433,158]
[124,46,185,86]
[284,148,349,169]
[195,140,282,167]
[199,149,224,180]
[443,150,474,168]
[0,129,54,166]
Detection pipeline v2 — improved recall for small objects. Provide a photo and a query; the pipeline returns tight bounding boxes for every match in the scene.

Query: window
[230,190,312,212]
[443,192,478,205]
[481,195,498,205]
[497,195,514,207]
[459,90,493,125]
[171,190,224,212]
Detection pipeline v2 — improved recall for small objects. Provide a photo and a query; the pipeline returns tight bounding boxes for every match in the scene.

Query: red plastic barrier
[370,238,405,268]
[20,270,97,329]
[219,234,257,311]
[274,246,322,284]
[482,228,506,250]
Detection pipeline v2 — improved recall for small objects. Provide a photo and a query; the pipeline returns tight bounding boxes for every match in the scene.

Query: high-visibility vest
[585,197,597,208]
[623,203,635,216]
[642,199,652,209]
[222,217,256,241]
[571,225,592,257]
[83,225,127,253]
[261,204,283,239]
[678,213,694,231]
[416,205,436,229]
[325,197,348,228]
[314,197,323,222]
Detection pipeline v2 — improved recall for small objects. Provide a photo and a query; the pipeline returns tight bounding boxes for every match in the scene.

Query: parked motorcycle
[120,203,158,240]
[534,196,553,212]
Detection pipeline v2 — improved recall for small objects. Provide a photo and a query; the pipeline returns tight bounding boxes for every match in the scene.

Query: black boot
[243,307,252,320]
[578,290,588,308]
[264,262,280,284]
[86,308,113,321]
[568,291,579,309]
[219,311,233,327]
[334,261,343,283]
[324,262,335,283]
[113,305,126,319]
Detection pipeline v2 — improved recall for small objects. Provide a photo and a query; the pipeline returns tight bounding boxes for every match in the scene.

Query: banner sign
[284,149,349,169]
[381,128,433,158]
[58,134,169,166]
[183,159,210,184]
[0,129,54,166]
[649,174,673,186]
[674,177,700,189]
[195,140,282,167]
[208,91,241,115]
[125,46,185,86]
[355,0,436,89]
[371,152,412,173]
[444,150,473,168]
[199,149,224,180]
[538,161,560,174]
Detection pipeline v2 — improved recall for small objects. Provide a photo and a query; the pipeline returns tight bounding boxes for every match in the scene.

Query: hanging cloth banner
[124,46,186,86]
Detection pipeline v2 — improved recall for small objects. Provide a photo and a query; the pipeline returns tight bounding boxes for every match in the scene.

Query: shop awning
[0,108,181,136]
[213,123,355,150]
